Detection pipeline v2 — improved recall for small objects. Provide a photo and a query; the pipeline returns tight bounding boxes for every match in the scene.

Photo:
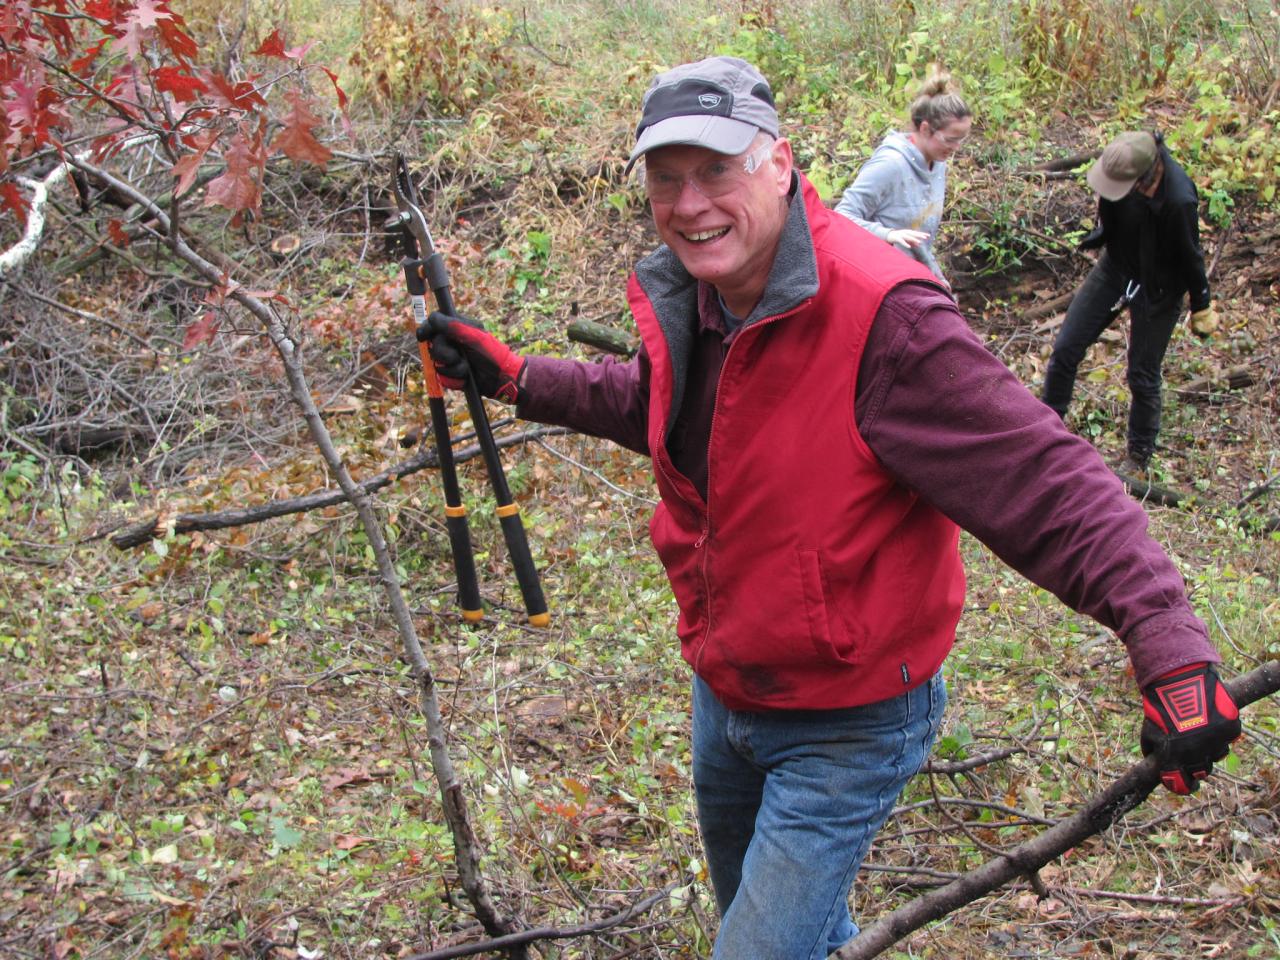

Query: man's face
[643,137,793,315]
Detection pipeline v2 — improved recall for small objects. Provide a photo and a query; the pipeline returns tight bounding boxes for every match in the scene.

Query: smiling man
[421,57,1240,958]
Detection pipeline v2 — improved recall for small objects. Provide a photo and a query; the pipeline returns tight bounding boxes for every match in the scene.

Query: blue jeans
[692,671,947,959]
[1041,251,1185,459]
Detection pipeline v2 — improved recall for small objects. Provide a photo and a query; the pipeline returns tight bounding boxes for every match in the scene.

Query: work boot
[1119,446,1152,476]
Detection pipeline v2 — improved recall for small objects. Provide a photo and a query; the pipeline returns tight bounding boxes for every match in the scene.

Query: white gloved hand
[886,228,928,249]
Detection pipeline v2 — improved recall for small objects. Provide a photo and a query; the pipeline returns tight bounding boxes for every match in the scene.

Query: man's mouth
[682,227,730,243]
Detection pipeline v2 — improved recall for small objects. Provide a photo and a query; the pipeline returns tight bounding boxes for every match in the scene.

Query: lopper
[388,153,549,627]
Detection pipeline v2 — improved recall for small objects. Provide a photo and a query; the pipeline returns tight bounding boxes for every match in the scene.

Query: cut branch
[1173,363,1255,400]
[833,660,1280,960]
[102,426,570,549]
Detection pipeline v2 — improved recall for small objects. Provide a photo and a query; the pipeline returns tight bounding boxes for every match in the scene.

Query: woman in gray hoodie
[835,70,971,288]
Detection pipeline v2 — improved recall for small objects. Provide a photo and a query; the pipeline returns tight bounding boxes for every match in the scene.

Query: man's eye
[649,170,680,186]
[702,162,731,181]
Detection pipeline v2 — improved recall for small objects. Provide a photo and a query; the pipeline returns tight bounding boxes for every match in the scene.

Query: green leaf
[271,819,304,849]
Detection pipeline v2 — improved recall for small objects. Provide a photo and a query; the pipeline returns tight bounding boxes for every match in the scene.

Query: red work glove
[1140,662,1241,795]
[417,311,526,404]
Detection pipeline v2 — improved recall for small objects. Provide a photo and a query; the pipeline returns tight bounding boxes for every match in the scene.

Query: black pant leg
[1125,288,1185,457]
[1041,253,1127,417]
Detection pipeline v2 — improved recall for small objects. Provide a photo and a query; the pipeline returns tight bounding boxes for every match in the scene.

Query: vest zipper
[692,304,807,671]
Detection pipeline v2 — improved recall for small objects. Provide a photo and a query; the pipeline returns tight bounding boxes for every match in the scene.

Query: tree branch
[0,159,75,277]
[100,426,570,548]
[402,885,676,960]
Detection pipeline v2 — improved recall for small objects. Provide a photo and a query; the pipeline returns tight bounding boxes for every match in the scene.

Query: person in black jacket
[1041,131,1216,471]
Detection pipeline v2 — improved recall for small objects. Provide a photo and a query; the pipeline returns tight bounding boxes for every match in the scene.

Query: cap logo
[698,93,722,109]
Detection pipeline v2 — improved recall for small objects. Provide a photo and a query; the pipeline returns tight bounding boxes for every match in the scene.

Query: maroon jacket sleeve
[516,350,651,456]
[856,282,1219,687]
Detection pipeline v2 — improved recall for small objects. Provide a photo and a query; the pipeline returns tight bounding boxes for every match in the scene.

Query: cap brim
[624,115,760,174]
[1086,161,1136,202]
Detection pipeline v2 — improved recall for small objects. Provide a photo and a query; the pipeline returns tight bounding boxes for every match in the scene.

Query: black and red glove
[417,311,526,404]
[1140,661,1241,795]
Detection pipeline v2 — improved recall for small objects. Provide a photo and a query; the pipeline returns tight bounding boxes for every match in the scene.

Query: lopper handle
[403,262,483,622]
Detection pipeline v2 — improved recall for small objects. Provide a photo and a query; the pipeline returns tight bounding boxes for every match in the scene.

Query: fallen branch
[1113,468,1189,508]
[102,426,570,548]
[1025,150,1099,174]
[0,159,75,277]
[567,318,635,357]
[1173,363,1255,400]
[834,660,1280,959]
[402,885,676,960]
[1024,290,1075,327]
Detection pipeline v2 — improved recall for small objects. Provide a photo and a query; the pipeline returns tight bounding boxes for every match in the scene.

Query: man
[421,58,1240,958]
[1041,130,1217,472]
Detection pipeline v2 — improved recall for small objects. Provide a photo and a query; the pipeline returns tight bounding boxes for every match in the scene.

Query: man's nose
[671,176,710,214]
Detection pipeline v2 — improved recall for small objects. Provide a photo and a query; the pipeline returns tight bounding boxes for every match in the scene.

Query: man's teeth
[685,227,729,242]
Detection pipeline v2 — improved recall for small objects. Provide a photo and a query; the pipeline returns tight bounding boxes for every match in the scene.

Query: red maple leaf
[157,18,197,63]
[252,28,315,62]
[70,37,110,75]
[152,65,206,103]
[182,311,220,350]
[82,0,122,20]
[4,78,71,148]
[111,18,149,58]
[321,67,351,139]
[106,218,131,247]
[0,181,30,229]
[130,0,172,29]
[170,128,217,197]
[203,71,268,111]
[253,28,286,59]
[37,4,77,56]
[270,91,331,166]
[203,130,263,218]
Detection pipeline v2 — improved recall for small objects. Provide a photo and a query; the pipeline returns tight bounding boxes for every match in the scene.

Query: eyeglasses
[644,140,775,204]
[931,128,970,148]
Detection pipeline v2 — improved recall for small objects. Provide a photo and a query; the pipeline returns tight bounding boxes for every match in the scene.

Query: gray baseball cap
[1087,131,1158,201]
[625,56,779,174]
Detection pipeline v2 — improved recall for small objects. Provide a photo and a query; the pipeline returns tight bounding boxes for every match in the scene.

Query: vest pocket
[797,549,857,664]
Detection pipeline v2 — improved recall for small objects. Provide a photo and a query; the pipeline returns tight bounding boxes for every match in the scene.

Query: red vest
[628,176,965,711]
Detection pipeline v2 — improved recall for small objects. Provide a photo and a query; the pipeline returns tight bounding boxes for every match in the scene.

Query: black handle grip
[461,376,550,626]
[429,394,484,622]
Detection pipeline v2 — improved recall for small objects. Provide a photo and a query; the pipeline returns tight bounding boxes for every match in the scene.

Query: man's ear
[770,137,794,194]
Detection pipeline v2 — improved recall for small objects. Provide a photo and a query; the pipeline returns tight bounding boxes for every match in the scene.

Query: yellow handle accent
[528,612,550,628]
[462,607,485,623]
[444,505,467,518]
[496,503,520,518]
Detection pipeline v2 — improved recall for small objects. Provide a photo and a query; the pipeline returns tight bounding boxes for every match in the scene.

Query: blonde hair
[909,67,971,131]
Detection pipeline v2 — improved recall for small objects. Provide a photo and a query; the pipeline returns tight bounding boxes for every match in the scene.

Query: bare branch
[0,162,74,277]
[402,885,676,960]
[102,426,570,548]
[66,155,530,949]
